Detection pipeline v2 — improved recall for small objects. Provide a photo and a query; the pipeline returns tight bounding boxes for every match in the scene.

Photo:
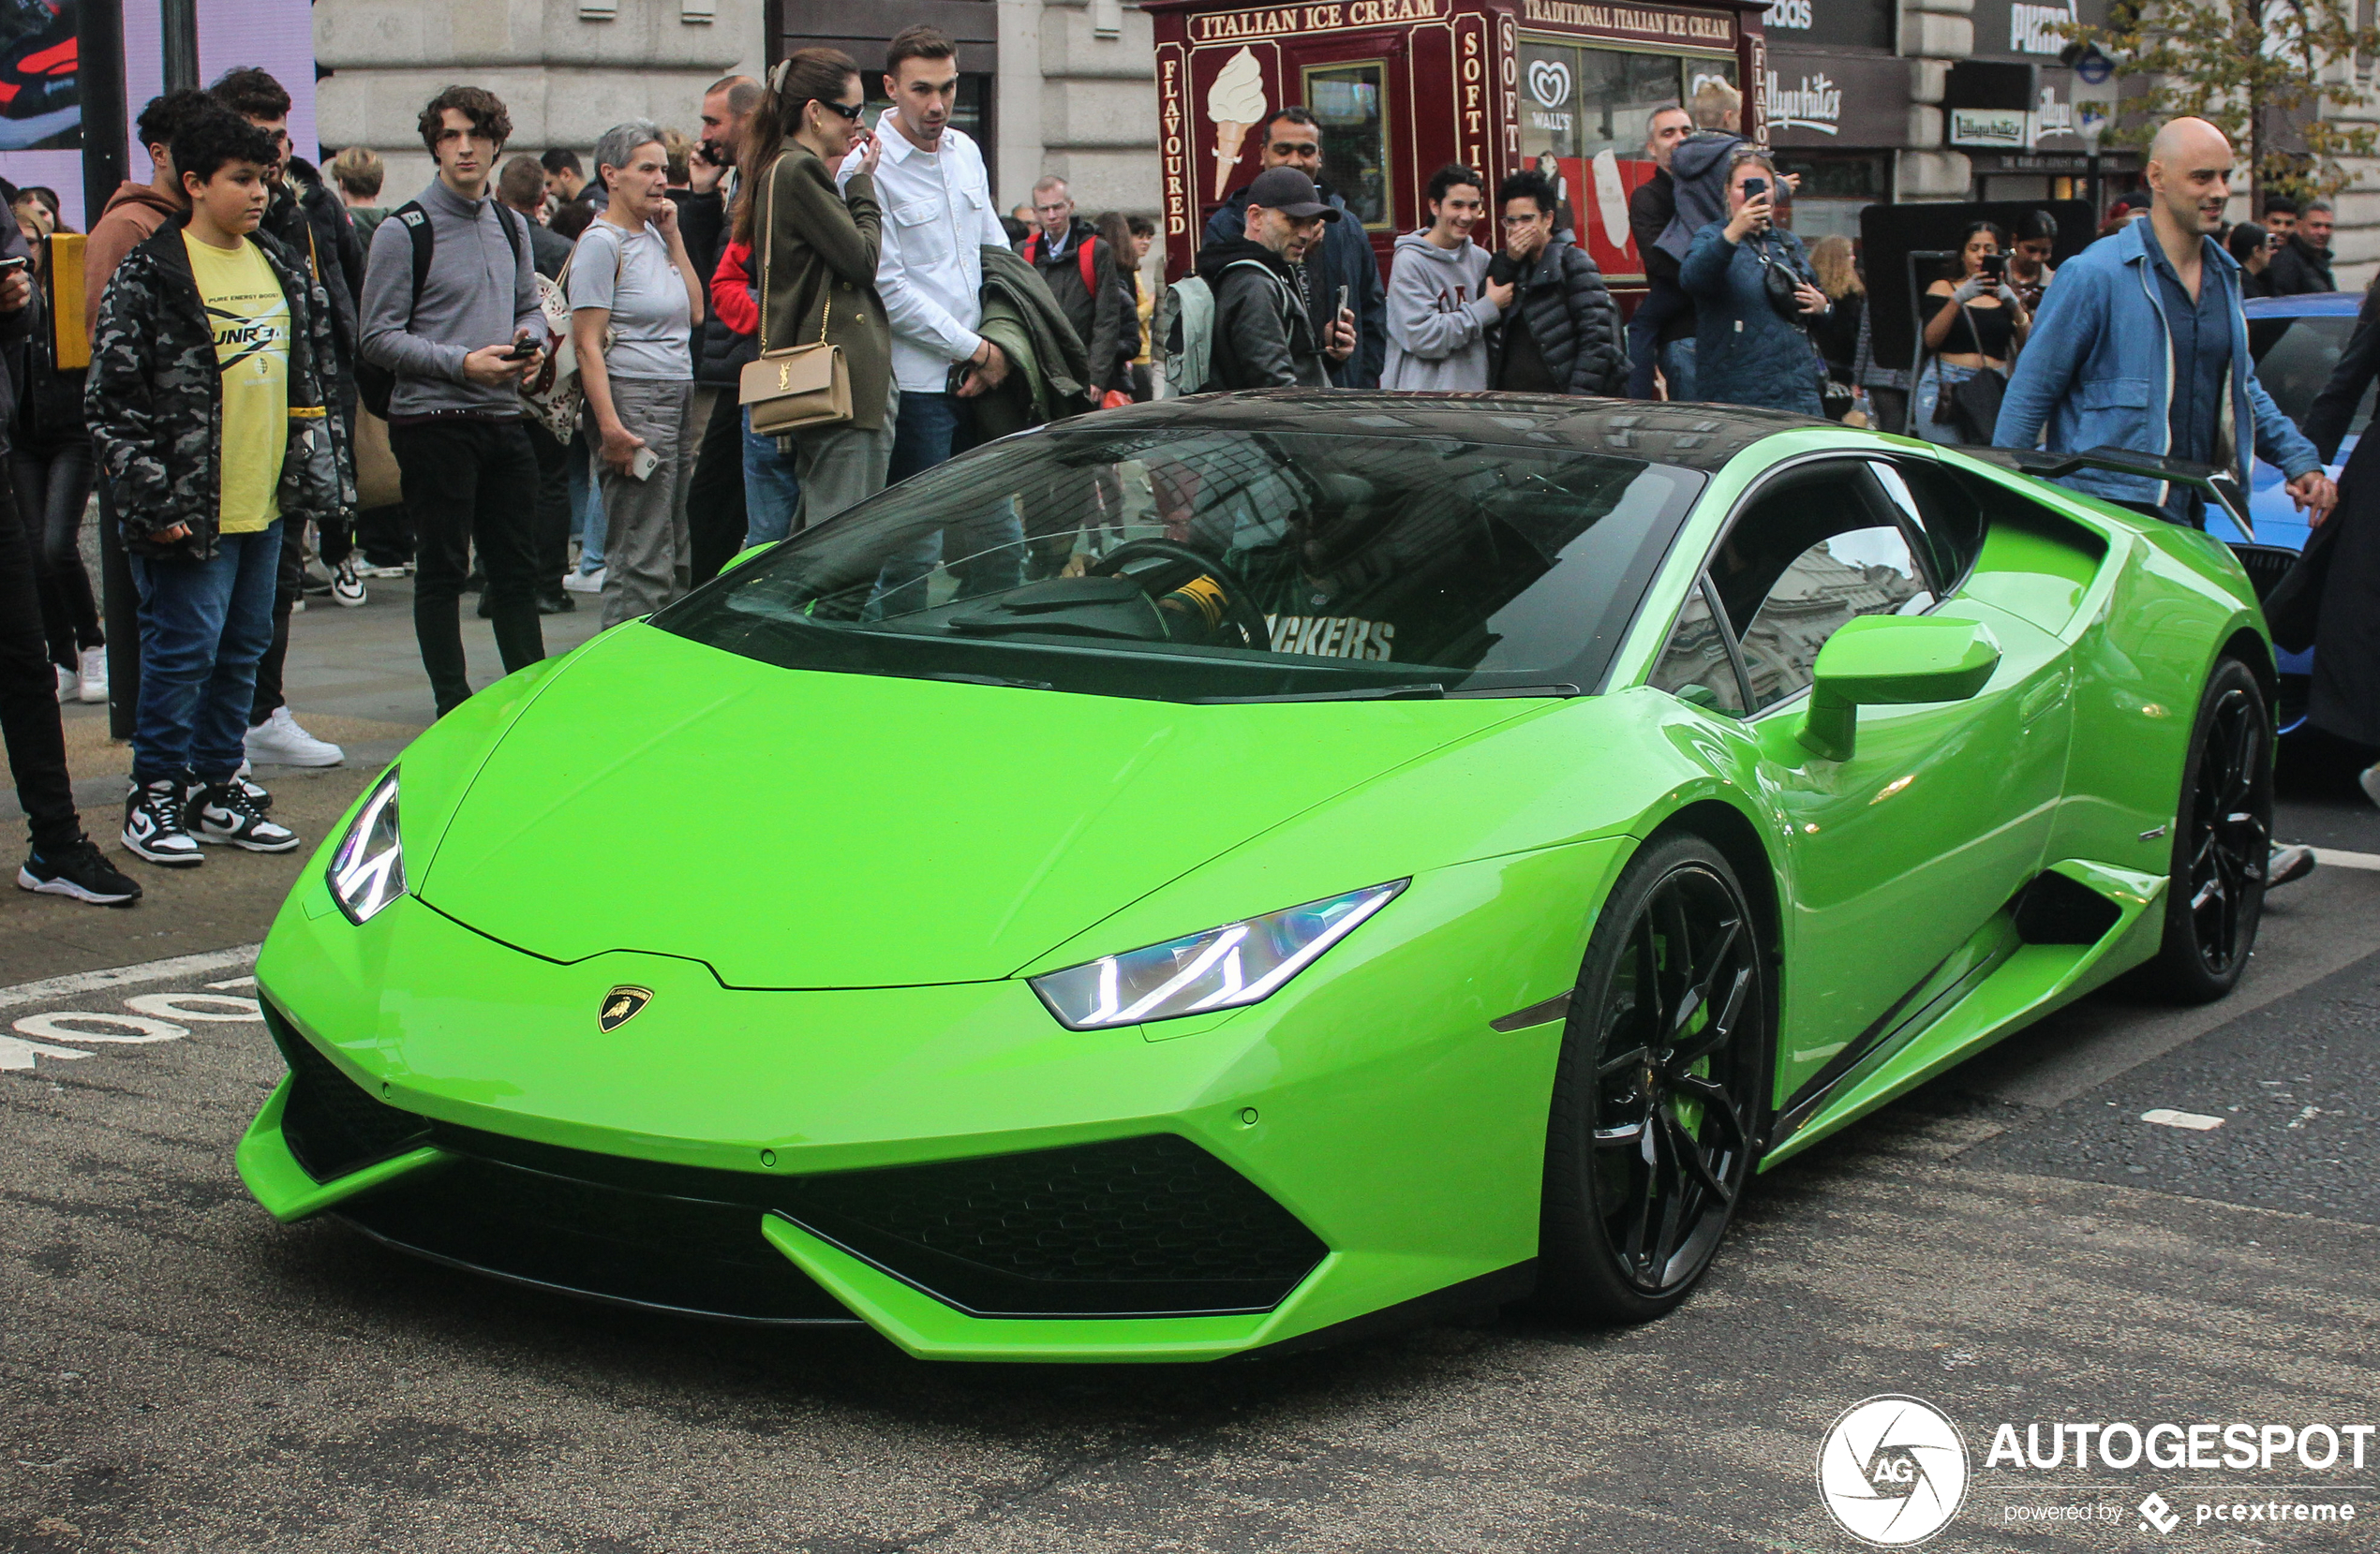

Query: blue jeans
[1659,336,1698,401]
[568,428,606,571]
[127,523,282,783]
[1913,358,1990,447]
[869,392,1032,616]
[741,407,804,547]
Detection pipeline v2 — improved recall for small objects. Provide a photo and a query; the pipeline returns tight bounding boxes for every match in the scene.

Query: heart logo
[1528,58,1571,111]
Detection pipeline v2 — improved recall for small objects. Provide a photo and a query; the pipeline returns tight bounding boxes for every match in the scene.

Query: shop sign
[1517,0,1736,51]
[1756,0,1895,52]
[1949,107,2030,149]
[1186,0,1445,43]
[1766,69,1841,136]
[1765,52,1914,147]
[1969,0,2110,61]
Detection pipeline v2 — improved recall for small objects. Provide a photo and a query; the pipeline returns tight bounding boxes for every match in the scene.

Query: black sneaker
[538,588,575,614]
[186,778,302,852]
[123,777,203,866]
[17,836,144,906]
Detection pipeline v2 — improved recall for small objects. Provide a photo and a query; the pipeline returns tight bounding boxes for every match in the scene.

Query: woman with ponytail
[736,48,891,540]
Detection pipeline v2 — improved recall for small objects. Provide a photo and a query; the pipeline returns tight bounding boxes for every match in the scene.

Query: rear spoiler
[1962,445,2254,540]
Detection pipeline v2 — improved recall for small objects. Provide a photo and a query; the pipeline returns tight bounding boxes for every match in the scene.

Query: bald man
[1998,117,2332,526]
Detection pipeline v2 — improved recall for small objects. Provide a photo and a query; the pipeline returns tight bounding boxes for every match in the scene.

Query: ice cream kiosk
[1146,0,1770,291]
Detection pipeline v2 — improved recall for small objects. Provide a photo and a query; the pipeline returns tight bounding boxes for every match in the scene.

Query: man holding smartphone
[358,86,549,719]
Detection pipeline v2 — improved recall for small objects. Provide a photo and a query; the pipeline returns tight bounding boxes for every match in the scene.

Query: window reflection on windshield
[656,428,1703,703]
[2251,315,2374,438]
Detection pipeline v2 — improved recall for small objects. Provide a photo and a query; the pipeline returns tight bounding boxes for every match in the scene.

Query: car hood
[415,625,1528,988]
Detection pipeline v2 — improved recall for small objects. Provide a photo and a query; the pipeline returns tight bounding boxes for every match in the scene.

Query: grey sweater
[358,176,546,417]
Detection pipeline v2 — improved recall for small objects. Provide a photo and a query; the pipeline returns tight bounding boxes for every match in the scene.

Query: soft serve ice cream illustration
[1207,47,1268,200]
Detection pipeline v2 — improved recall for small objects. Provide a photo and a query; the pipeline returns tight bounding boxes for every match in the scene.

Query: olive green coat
[751,145,891,432]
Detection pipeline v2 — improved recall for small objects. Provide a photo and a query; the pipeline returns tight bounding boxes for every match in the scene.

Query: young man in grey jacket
[358,86,549,718]
[1383,164,1510,391]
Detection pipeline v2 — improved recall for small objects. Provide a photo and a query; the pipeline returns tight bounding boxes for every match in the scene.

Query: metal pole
[77,0,140,741]
[161,0,199,92]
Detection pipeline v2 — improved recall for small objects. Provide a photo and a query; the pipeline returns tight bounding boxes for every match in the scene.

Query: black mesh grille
[261,1007,1325,1320]
[264,1002,430,1181]
[788,1135,1329,1317]
[2226,542,2298,603]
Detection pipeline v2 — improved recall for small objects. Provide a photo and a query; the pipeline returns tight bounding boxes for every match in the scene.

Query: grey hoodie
[357,175,547,418]
[1382,230,1496,392]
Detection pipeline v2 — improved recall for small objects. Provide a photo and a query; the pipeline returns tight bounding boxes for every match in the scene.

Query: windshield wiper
[1447,682,1583,699]
[1190,683,1447,704]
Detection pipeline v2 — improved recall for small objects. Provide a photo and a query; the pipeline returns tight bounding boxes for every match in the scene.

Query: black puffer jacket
[1490,233,1623,395]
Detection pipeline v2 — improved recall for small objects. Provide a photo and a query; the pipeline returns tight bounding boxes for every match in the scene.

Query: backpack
[1159,260,1287,396]
[354,199,528,419]
[1022,229,1101,297]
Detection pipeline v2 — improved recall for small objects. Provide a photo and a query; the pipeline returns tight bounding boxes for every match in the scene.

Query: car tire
[1536,832,1769,1325]
[2136,657,2273,1004]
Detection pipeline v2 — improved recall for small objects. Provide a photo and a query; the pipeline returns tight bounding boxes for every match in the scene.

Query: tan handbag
[739,168,853,435]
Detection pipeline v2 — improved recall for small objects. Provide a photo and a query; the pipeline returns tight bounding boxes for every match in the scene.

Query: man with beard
[1197,168,1357,392]
[1202,108,1386,388]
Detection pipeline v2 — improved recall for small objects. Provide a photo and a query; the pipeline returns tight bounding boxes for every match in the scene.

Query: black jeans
[688,388,748,587]
[12,435,99,667]
[0,466,82,852]
[246,515,307,727]
[527,420,572,595]
[390,417,544,717]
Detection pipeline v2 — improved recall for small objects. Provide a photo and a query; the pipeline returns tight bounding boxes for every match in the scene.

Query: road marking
[2312,848,2380,872]
[12,1012,187,1044]
[0,944,260,1012]
[122,993,261,1023]
[2141,1108,2225,1131]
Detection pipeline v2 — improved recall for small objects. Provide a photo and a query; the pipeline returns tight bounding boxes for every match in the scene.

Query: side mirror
[1796,615,2001,762]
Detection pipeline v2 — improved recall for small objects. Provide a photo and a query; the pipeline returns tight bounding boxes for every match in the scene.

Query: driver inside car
[1147,471,1407,660]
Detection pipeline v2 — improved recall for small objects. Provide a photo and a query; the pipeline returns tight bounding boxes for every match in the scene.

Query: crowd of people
[3,37,2376,910]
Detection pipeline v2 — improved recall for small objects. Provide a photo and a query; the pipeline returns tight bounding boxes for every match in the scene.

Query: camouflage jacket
[84,222,354,562]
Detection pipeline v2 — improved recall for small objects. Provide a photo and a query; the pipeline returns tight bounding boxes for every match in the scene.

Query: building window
[1518,40,1739,164]
[1773,152,1890,243]
[1304,62,1391,229]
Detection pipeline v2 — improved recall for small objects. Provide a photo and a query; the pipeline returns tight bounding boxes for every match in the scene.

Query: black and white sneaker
[330,557,367,607]
[123,777,203,866]
[186,778,302,852]
[232,758,274,811]
[18,836,144,906]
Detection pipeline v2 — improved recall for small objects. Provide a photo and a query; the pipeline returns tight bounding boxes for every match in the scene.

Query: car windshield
[656,426,1703,702]
[2251,313,2375,438]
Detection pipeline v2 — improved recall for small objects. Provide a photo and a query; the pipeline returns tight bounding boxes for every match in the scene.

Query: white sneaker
[55,664,76,702]
[78,646,108,703]
[351,559,411,579]
[244,707,345,767]
[290,596,306,614]
[2360,762,2380,811]
[562,566,606,594]
[331,558,366,607]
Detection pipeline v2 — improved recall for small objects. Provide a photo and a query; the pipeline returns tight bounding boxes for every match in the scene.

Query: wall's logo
[2138,1493,2180,1533]
[1819,1396,1970,1546]
[1527,58,1570,110]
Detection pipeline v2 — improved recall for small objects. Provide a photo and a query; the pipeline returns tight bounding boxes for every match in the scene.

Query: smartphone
[500,338,540,361]
[1981,252,2007,280]
[0,256,25,274]
[1741,177,1768,200]
[628,446,660,481]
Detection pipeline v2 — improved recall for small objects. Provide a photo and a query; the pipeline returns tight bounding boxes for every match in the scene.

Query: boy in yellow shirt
[86,110,353,866]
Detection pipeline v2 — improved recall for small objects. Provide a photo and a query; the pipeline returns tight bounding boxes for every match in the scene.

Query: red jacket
[710,240,757,338]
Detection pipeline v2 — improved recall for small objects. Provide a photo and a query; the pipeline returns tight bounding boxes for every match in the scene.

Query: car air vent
[2224,542,2298,604]
[263,1001,431,1181]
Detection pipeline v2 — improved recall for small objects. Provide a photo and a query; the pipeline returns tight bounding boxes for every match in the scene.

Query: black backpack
[354,199,527,419]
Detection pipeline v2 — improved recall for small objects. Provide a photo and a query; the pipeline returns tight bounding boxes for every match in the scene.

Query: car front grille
[262,1003,1325,1320]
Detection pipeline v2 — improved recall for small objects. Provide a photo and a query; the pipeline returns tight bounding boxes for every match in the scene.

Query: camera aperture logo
[1819,1395,1971,1546]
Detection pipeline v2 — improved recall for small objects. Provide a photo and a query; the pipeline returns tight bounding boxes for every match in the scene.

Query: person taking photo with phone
[1914,221,2030,446]
[358,86,549,718]
[570,121,705,630]
[1678,149,1828,415]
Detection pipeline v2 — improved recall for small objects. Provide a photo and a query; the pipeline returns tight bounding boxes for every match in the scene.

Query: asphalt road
[5,583,2379,1552]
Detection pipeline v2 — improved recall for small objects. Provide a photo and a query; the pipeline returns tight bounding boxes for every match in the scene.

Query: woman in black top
[2295,276,2380,773]
[1807,235,1865,412]
[1914,221,2030,446]
[10,200,102,703]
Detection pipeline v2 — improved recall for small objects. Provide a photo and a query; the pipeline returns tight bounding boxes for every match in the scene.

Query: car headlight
[1030,881,1406,1030]
[327,768,404,924]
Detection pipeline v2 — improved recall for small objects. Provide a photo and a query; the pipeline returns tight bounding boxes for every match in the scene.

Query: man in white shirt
[840,25,1017,610]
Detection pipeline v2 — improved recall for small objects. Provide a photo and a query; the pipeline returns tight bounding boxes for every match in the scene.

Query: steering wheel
[1090,539,1272,652]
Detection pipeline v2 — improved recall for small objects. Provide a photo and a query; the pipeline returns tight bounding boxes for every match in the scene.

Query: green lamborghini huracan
[239,393,2276,1361]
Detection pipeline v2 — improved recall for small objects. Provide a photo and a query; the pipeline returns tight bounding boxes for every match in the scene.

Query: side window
[1648,578,1747,716]
[1712,464,1934,710]
[1868,458,1984,589]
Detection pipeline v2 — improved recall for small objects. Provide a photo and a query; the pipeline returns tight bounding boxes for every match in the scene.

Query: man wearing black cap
[1196,167,1356,391]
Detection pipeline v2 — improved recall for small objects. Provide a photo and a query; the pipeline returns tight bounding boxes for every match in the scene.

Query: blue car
[2209,291,2375,732]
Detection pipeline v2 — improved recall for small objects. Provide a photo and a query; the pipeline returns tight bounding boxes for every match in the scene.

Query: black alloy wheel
[1539,833,1768,1323]
[2143,658,2272,1003]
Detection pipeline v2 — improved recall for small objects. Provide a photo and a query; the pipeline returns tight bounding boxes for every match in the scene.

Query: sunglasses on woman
[813,98,867,122]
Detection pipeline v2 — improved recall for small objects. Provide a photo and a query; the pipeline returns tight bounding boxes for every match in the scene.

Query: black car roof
[1075,391,1828,473]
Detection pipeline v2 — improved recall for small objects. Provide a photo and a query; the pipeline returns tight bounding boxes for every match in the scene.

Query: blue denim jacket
[1995,216,2319,509]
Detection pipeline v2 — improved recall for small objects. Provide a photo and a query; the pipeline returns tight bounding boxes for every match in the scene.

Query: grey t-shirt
[567,217,692,380]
